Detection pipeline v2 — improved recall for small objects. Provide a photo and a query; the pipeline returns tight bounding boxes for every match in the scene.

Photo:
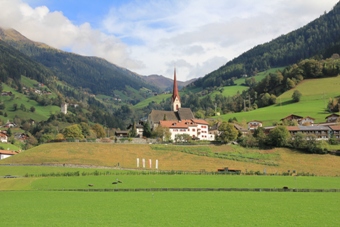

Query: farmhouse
[115,130,129,137]
[247,120,263,131]
[329,125,340,139]
[281,114,303,122]
[287,125,330,140]
[0,150,16,160]
[325,113,340,123]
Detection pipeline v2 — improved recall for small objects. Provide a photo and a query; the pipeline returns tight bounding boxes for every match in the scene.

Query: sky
[0,0,338,81]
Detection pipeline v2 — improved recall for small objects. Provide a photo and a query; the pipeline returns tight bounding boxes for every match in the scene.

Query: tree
[152,126,171,142]
[62,124,84,139]
[129,122,137,137]
[7,127,12,137]
[30,106,35,113]
[218,122,238,143]
[290,132,307,149]
[143,121,152,138]
[13,103,18,111]
[174,134,191,143]
[292,90,302,102]
[267,126,291,147]
[20,104,26,111]
[91,124,106,138]
[79,122,91,137]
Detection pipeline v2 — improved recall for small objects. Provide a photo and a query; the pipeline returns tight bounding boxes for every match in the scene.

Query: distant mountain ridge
[193,2,340,89]
[0,27,160,102]
[143,74,197,91]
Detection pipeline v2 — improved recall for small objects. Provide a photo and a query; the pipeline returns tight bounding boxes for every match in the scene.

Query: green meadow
[216,76,340,125]
[0,82,60,123]
[0,172,340,227]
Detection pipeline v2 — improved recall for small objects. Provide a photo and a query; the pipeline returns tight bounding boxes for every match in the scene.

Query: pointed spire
[172,68,180,102]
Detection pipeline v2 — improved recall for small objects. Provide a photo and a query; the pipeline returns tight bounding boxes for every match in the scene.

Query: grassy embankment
[1,143,340,176]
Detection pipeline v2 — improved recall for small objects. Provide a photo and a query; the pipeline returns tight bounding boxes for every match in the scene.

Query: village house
[114,130,129,137]
[0,150,16,160]
[287,125,330,140]
[0,132,8,143]
[247,120,263,131]
[127,123,144,138]
[329,125,340,139]
[325,113,340,123]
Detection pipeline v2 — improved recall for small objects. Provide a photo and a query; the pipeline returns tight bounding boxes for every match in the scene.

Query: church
[148,69,215,141]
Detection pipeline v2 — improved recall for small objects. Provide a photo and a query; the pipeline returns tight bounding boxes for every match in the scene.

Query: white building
[0,150,16,160]
[159,119,214,141]
[61,103,68,114]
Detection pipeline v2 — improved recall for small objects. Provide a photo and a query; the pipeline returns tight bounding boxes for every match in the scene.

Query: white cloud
[0,0,140,69]
[0,0,338,81]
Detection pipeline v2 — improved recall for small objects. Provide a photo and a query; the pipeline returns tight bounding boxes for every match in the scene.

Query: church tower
[171,68,181,111]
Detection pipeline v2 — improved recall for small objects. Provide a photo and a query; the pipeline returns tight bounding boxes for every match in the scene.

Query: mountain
[193,2,340,89]
[0,27,160,103]
[143,74,197,91]
[0,37,54,86]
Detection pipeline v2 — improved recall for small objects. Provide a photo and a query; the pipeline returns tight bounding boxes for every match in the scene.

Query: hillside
[0,27,159,103]
[214,75,340,126]
[1,143,340,176]
[193,2,340,89]
[133,68,279,111]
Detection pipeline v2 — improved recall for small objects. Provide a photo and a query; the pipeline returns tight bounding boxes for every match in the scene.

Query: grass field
[1,141,340,226]
[0,191,338,226]
[1,143,340,176]
[215,75,340,125]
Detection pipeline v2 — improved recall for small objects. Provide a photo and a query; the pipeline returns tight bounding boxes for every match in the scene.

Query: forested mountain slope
[0,27,159,101]
[193,2,340,89]
[0,39,54,87]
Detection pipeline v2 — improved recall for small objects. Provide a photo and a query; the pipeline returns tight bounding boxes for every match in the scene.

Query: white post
[142,158,145,168]
[137,158,139,168]
[155,159,158,169]
[149,159,152,169]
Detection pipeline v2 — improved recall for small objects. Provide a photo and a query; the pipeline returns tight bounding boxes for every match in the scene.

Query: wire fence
[40,187,340,193]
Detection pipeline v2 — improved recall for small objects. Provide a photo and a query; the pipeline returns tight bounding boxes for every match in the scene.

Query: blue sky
[0,0,338,81]
[25,0,120,27]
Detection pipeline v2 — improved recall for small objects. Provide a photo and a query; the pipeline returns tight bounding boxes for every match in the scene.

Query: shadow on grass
[275,100,295,107]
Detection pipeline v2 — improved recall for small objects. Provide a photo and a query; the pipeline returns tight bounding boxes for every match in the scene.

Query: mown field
[0,190,338,226]
[1,142,340,226]
[1,143,340,176]
[216,75,340,125]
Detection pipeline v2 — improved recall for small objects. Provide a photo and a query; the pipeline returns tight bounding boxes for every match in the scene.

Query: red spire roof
[172,68,180,102]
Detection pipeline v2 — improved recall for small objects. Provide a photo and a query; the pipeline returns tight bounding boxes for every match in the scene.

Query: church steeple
[171,68,181,111]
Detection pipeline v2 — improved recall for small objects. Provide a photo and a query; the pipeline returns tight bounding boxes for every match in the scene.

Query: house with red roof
[0,150,16,160]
